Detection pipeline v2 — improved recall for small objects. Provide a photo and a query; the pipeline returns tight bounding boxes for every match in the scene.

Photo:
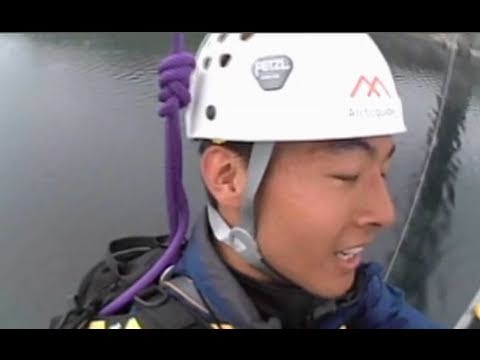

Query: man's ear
[200,145,248,210]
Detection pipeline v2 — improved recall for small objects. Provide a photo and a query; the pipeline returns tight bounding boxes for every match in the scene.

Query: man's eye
[332,174,359,182]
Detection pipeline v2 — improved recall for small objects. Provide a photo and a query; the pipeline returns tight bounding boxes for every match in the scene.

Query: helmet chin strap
[207,142,289,282]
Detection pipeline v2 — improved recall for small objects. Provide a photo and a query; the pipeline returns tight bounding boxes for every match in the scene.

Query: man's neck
[214,241,275,283]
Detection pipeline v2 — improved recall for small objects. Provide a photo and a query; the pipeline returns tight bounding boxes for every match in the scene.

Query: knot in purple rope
[158,52,196,118]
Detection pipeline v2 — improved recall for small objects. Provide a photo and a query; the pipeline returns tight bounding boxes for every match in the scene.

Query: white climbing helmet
[185,33,406,142]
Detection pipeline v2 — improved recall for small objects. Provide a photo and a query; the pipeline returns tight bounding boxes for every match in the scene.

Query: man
[52,33,442,329]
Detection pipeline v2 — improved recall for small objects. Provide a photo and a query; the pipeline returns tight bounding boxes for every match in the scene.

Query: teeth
[336,247,364,261]
[336,253,355,261]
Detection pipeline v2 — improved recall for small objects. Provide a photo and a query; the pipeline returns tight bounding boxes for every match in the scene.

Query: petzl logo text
[252,55,293,91]
[350,76,391,98]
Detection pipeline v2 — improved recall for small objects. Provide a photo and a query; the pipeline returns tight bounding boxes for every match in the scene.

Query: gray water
[0,32,479,328]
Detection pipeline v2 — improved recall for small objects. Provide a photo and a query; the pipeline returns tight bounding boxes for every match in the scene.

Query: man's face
[256,136,397,298]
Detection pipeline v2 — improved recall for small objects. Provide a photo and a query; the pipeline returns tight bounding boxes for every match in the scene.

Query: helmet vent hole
[206,105,216,121]
[240,33,254,41]
[203,57,211,70]
[220,54,232,67]
[218,33,228,42]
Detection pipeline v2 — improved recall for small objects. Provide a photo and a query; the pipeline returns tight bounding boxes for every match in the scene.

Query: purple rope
[99,33,196,316]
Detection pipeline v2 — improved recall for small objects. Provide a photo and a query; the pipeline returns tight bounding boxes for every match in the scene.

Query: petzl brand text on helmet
[252,55,293,91]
